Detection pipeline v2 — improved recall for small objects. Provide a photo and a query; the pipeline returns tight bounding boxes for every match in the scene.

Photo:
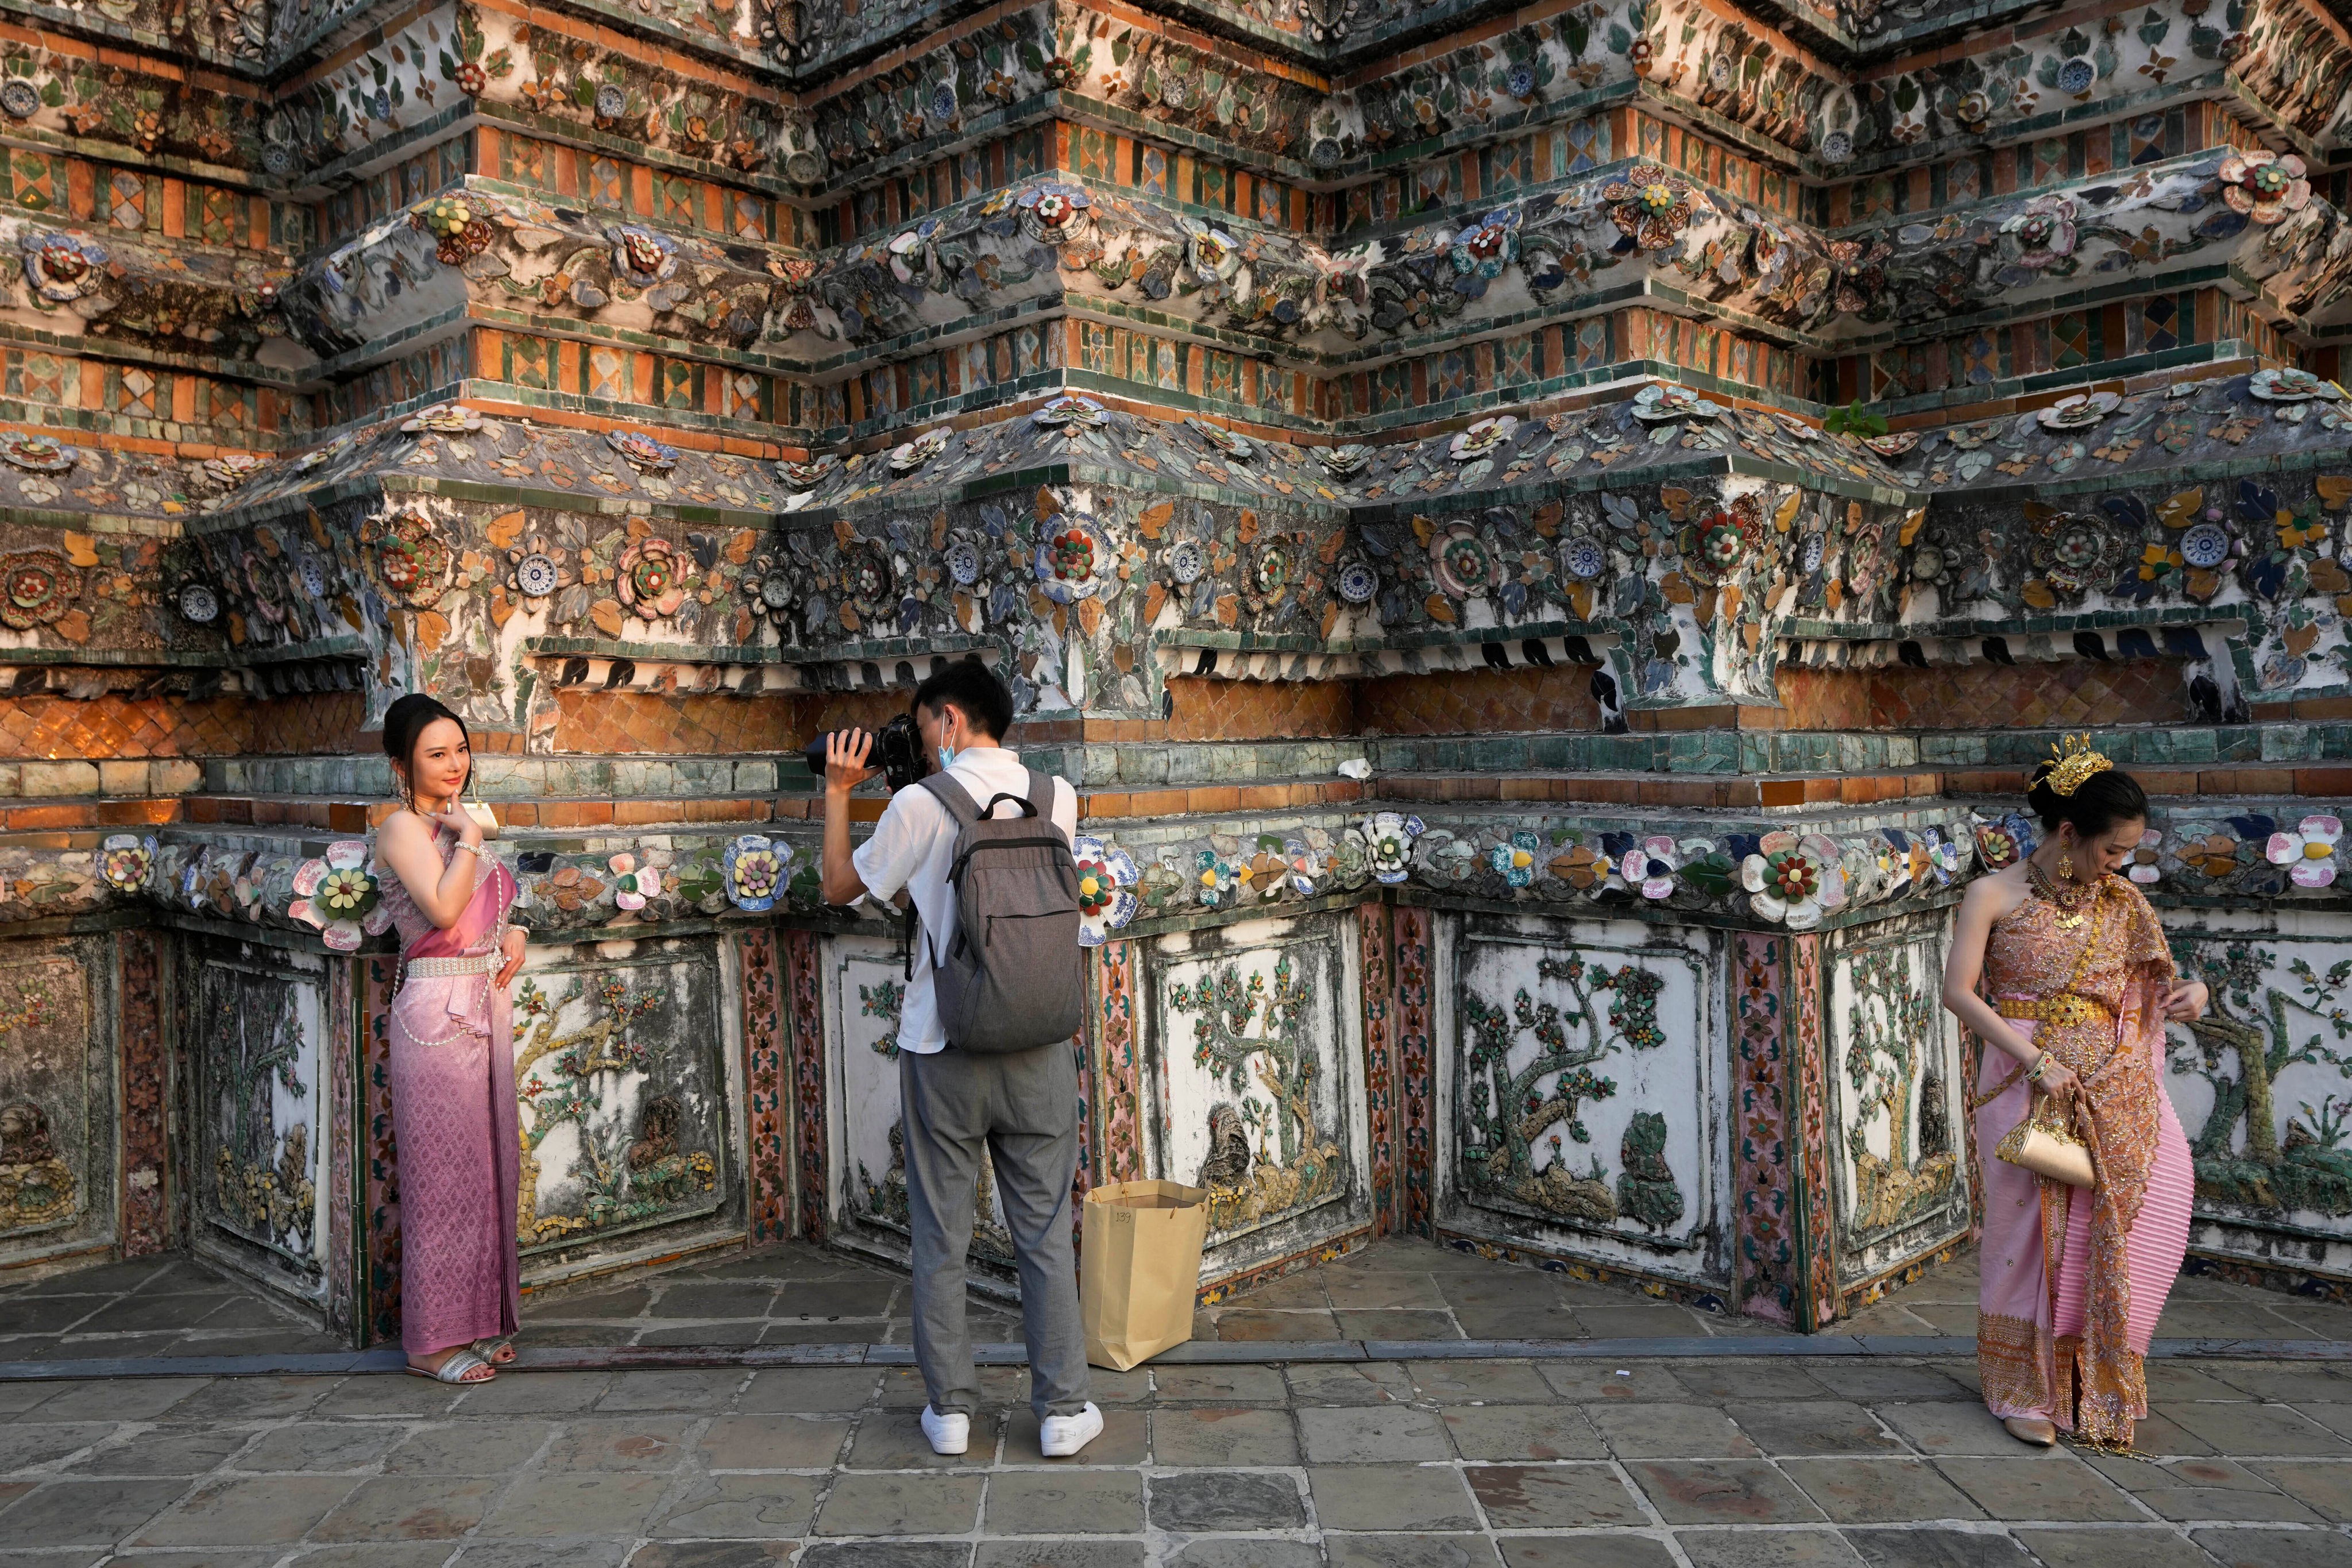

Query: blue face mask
[937,745,956,770]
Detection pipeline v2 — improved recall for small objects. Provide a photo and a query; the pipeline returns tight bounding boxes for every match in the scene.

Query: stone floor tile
[1439,1402,1607,1461]
[1306,1464,1480,1531]
[1574,1305,1710,1337]
[1207,1308,1343,1341]
[1449,1307,1588,1340]
[1321,1534,1501,1568]
[21,1381,203,1423]
[65,1428,252,1479]
[2010,1526,2219,1568]
[846,1408,999,1469]
[2156,1304,2319,1340]
[1669,1364,1835,1401]
[1726,1401,1905,1456]
[814,1472,984,1535]
[2292,1407,2352,1442]
[0,1299,103,1335]
[1874,1403,2028,1457]
[2212,1366,2352,1403]
[231,1423,404,1473]
[104,1554,287,1568]
[982,1469,1143,1534]
[636,1322,766,1348]
[593,1371,743,1412]
[879,1366,1028,1408]
[653,1284,778,1320]
[1149,1366,1289,1403]
[2129,1411,2222,1457]
[137,1476,360,1546]
[1495,1537,1680,1568]
[1285,1362,1416,1406]
[1233,1272,1334,1310]
[1146,1470,1307,1531]
[627,1544,797,1568]
[1792,1363,1973,1401]
[477,1473,670,1538]
[736,1369,882,1413]
[0,1424,118,1472]
[2087,1453,2317,1522]
[304,1476,503,1542]
[2188,1528,2352,1567]
[1536,1364,1690,1402]
[1149,1406,1299,1467]
[796,1545,971,1568]
[1401,1360,1551,1404]
[1673,1528,1865,1567]
[457,1544,634,1568]
[1589,1402,1762,1459]
[1337,1310,1462,1341]
[644,1473,822,1538]
[1296,1405,1454,1463]
[971,1542,1146,1568]
[513,1326,638,1350]
[380,1422,556,1475]
[153,1377,339,1423]
[1463,1463,1651,1528]
[767,1280,901,1320]
[695,1413,852,1470]
[1163,1544,1320,1568]
[313,1377,468,1418]
[285,1548,458,1568]
[1625,1459,1829,1524]
[454,1373,613,1415]
[1322,1274,1448,1311]
[541,1417,692,1472]
[2145,1365,2258,1402]
[1839,1528,2034,1568]
[1934,1457,2141,1521]
[1003,1408,1148,1466]
[534,1286,654,1321]
[71,1296,245,1335]
[0,1476,194,1546]
[2160,1403,2352,1456]
[1778,1457,1987,1523]
[2255,1462,2352,1521]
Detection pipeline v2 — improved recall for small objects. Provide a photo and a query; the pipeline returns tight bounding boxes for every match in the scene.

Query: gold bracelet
[2026,1051,2048,1082]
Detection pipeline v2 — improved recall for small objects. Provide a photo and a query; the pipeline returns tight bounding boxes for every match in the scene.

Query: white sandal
[408,1346,496,1384]
[470,1336,516,1366]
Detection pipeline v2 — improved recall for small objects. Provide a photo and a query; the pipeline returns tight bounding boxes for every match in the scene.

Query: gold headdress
[2043,733,2112,798]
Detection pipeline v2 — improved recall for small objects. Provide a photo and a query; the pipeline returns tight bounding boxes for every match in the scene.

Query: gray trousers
[899,1041,1091,1420]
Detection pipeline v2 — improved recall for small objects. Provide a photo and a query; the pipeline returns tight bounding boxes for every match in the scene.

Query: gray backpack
[912,768,1084,1053]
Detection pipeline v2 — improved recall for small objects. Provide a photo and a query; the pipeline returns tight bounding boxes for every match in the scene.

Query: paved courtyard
[7,1350,2352,1567]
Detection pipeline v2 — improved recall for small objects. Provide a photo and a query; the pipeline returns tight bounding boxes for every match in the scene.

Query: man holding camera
[818,661,1102,1459]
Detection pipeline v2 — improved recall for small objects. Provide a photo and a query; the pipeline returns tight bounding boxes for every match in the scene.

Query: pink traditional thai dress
[378,818,522,1356]
[1974,873,2192,1446]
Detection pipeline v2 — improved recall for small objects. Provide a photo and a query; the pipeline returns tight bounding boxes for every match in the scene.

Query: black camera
[805,712,929,793]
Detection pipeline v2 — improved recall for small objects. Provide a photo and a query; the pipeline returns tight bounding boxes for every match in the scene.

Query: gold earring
[2057,847,2073,880]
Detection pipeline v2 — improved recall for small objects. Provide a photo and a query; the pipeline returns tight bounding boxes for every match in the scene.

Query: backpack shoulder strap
[1023,768,1060,827]
[917,771,983,831]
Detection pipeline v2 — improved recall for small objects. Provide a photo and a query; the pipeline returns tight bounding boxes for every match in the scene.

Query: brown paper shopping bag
[1081,1179,1210,1371]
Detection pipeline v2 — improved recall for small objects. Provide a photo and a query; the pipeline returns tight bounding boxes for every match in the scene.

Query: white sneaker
[1039,1401,1104,1458]
[920,1405,970,1456]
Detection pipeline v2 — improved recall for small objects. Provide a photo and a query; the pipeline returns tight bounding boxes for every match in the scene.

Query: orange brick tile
[1082,792,1130,820]
[97,801,180,825]
[9,804,93,829]
[1760,781,1807,808]
[2295,768,2352,797]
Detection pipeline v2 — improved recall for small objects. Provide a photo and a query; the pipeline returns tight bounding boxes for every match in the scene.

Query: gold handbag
[461,767,499,836]
[1996,1093,2095,1187]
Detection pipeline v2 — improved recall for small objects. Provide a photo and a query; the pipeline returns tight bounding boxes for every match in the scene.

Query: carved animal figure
[1197,1102,1254,1191]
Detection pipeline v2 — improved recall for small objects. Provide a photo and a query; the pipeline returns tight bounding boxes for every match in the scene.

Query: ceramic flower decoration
[1740,831,1847,929]
[611,225,679,287]
[1318,445,1372,478]
[20,231,107,302]
[507,534,573,602]
[1621,837,1684,899]
[401,404,481,435]
[1194,850,1236,906]
[1033,395,1107,430]
[776,455,839,489]
[890,428,951,472]
[2266,815,2343,887]
[1449,209,1519,288]
[723,835,788,911]
[1188,223,1243,280]
[1548,842,1619,891]
[1601,165,1698,250]
[2249,368,2342,403]
[1681,503,1761,585]
[1487,831,1542,887]
[361,508,452,609]
[1034,516,1110,604]
[604,431,675,474]
[1355,812,1423,885]
[1428,521,1503,598]
[1017,182,1094,244]
[415,195,495,265]
[1450,415,1517,461]
[2219,150,2311,226]
[1921,828,1963,886]
[1863,432,1920,458]
[608,853,663,912]
[1072,836,1140,945]
[2175,828,2241,880]
[290,841,391,951]
[2127,829,2165,885]
[203,453,270,488]
[100,834,155,894]
[616,536,689,620]
[2036,391,2119,430]
[0,429,78,472]
[2002,195,2077,268]
[0,549,82,630]
[1632,383,1721,422]
[1188,419,1254,461]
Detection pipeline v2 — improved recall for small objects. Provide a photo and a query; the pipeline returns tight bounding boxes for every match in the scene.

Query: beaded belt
[403,952,501,980]
[1997,994,2112,1028]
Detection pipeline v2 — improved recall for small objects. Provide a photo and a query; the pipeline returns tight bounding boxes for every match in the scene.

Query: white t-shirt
[851,746,1078,1054]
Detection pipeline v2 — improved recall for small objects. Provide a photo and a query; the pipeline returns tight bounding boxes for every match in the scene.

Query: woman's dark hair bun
[382,693,469,773]
[2025,756,2148,838]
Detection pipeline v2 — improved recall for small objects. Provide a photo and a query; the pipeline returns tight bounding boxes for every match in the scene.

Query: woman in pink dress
[1942,737,2208,1448]
[374,694,528,1384]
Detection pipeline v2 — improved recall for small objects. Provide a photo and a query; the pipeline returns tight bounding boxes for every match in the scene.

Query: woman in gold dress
[1941,738,2208,1448]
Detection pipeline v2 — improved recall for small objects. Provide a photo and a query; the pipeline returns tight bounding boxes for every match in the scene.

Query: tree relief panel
[510,938,736,1264]
[188,939,326,1287]
[828,936,1017,1270]
[1827,930,1967,1273]
[1147,919,1360,1249]
[2166,924,2352,1231]
[0,939,106,1257]
[1447,924,1710,1255]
